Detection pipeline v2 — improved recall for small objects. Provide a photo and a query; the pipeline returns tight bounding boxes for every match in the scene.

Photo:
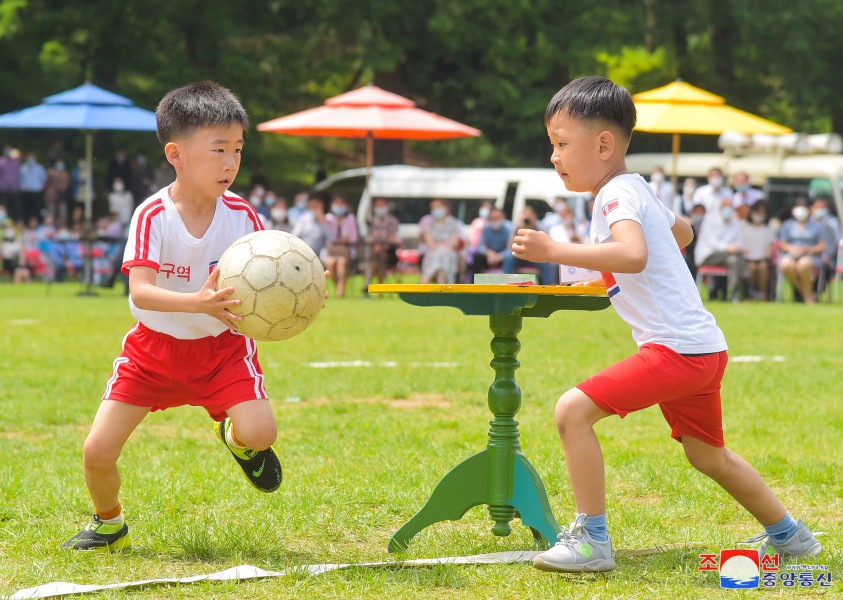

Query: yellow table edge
[368,283,608,296]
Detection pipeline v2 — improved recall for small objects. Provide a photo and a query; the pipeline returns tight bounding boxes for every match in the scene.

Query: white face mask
[792,206,810,222]
[113,181,124,192]
[271,209,286,222]
[750,212,766,224]
[651,172,664,183]
[708,176,724,189]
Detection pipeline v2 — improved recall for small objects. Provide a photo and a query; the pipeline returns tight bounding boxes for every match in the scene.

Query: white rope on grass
[6,551,538,599]
[6,543,708,599]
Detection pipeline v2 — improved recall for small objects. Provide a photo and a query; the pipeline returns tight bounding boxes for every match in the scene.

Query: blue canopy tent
[0,83,157,292]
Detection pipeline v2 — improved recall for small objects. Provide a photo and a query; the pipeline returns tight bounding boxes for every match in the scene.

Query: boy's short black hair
[155,81,249,147]
[545,76,636,140]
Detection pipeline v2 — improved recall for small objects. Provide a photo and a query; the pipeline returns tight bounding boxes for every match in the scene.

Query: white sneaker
[533,514,617,573]
[747,520,823,561]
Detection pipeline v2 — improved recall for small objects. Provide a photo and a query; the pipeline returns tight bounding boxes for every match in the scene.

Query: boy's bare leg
[681,436,786,525]
[83,400,150,513]
[554,388,612,514]
[225,399,277,451]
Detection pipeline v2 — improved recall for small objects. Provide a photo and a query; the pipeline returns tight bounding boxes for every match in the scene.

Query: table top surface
[369,283,608,296]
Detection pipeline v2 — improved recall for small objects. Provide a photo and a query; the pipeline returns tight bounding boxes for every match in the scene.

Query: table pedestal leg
[387,309,561,552]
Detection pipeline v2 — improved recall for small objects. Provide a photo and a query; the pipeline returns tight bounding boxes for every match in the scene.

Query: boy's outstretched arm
[512,219,648,274]
[128,266,243,329]
[671,214,694,249]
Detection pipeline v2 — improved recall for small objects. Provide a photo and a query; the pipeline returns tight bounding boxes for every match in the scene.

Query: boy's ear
[164,142,180,168]
[597,130,616,161]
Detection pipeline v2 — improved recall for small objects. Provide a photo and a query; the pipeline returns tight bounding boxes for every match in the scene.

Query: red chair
[695,265,728,298]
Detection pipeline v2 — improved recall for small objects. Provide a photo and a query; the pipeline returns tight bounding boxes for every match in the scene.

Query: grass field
[0,281,840,599]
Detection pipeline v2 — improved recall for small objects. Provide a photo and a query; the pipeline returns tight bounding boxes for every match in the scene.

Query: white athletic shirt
[590,173,728,354]
[122,186,264,339]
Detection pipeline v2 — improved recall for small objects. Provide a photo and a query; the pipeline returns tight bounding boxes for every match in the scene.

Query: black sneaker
[62,515,131,552]
[215,418,282,492]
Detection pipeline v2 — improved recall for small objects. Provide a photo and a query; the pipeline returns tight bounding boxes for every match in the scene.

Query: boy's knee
[684,444,727,476]
[82,435,120,470]
[554,388,591,435]
[233,420,277,450]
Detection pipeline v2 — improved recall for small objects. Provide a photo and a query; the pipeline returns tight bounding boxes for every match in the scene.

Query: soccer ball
[215,230,326,341]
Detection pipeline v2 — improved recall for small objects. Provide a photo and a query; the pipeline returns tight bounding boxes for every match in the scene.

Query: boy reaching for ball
[512,77,822,573]
[64,82,284,551]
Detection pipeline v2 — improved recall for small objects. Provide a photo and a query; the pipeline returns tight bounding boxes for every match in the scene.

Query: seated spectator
[810,197,841,293]
[269,198,292,233]
[694,198,748,301]
[287,191,310,225]
[675,177,698,217]
[778,200,825,303]
[545,201,581,244]
[692,167,733,217]
[2,220,20,280]
[472,207,512,275]
[323,194,359,298]
[50,225,83,282]
[419,199,462,284]
[740,201,775,300]
[466,201,492,271]
[504,206,557,284]
[292,196,330,259]
[364,198,400,289]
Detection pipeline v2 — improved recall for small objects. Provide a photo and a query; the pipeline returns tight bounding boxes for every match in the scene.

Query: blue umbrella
[0,82,157,293]
[0,82,157,222]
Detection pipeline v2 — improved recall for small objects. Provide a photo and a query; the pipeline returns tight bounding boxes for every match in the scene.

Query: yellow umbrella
[633,81,792,188]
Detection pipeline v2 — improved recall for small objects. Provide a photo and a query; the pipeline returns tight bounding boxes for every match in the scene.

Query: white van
[313,165,591,247]
[626,152,843,219]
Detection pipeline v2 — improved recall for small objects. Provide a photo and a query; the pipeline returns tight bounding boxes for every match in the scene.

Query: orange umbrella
[257,85,481,189]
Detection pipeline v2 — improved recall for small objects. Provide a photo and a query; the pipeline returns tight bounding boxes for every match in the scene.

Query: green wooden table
[368,283,610,552]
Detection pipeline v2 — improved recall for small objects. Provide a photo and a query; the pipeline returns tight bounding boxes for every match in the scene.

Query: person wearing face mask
[269,198,291,234]
[740,201,775,300]
[694,198,748,301]
[108,177,134,227]
[692,168,733,225]
[674,177,698,217]
[778,200,825,303]
[323,194,359,297]
[730,172,764,211]
[257,190,279,222]
[810,198,840,294]
[419,198,462,284]
[364,198,400,290]
[471,207,513,275]
[287,191,310,225]
[19,151,47,223]
[0,147,22,222]
[648,166,674,209]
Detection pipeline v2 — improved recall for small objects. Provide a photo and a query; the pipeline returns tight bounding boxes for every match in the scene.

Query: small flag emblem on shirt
[602,200,619,216]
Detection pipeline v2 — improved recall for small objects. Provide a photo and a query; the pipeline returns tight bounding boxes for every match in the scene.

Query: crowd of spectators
[0,144,168,287]
[652,166,840,304]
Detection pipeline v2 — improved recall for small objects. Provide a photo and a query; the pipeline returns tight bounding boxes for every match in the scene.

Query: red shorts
[103,322,267,421]
[577,343,728,447]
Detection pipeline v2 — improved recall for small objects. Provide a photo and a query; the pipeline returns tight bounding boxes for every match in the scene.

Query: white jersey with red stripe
[589,173,727,354]
[123,185,264,339]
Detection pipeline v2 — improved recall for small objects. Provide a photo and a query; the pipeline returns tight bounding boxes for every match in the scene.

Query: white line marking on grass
[8,319,39,326]
[305,361,458,369]
[731,355,785,363]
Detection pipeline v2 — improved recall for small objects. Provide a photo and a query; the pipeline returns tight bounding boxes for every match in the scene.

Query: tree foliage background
[1,0,842,191]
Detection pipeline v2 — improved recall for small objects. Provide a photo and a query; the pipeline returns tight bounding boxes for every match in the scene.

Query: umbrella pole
[671,133,680,195]
[79,131,97,297]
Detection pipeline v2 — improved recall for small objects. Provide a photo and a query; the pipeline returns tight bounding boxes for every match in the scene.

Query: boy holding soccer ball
[511,77,822,572]
[64,82,284,551]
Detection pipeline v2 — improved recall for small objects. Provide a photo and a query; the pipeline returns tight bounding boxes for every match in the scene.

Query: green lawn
[0,282,840,599]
